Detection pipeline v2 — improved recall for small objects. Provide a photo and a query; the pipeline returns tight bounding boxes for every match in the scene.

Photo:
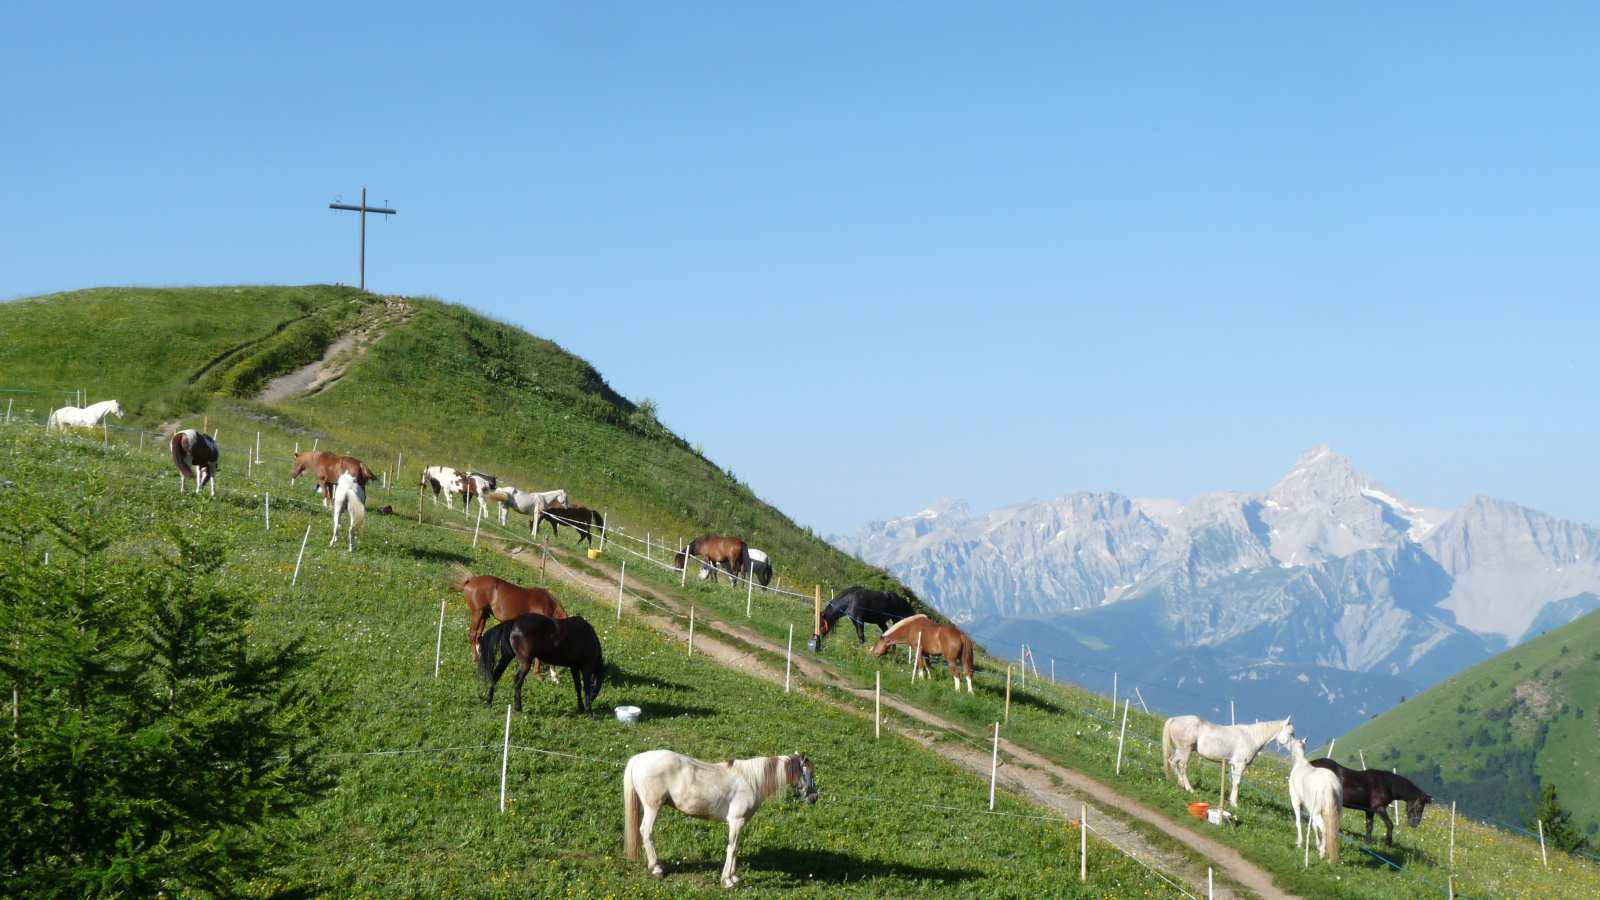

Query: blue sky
[5,3,1599,535]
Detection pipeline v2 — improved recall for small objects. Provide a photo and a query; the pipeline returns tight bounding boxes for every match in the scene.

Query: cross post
[329,185,396,290]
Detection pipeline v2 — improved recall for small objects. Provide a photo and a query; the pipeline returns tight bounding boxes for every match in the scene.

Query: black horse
[819,587,916,645]
[477,613,606,714]
[1311,758,1432,845]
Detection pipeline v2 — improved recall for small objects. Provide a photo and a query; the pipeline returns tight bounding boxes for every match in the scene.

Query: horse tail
[623,758,643,861]
[1323,802,1340,864]
[476,621,509,683]
[347,486,366,527]
[486,490,510,504]
[449,563,474,594]
[359,461,375,483]
[961,633,975,677]
[1162,720,1174,778]
[170,434,193,478]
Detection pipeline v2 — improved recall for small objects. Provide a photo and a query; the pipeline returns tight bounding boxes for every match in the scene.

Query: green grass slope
[1337,610,1600,838]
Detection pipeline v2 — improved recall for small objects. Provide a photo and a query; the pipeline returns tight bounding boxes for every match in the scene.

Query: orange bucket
[1186,802,1210,819]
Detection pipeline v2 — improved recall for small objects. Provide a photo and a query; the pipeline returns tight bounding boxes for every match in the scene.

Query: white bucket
[615,705,641,724]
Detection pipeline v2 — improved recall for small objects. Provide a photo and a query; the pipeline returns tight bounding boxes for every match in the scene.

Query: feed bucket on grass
[615,705,641,724]
[1187,802,1210,819]
[587,548,602,560]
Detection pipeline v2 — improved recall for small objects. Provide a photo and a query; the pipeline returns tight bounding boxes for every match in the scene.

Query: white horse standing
[48,399,124,429]
[1287,737,1342,864]
[1162,715,1293,808]
[488,486,568,527]
[624,749,817,889]
[330,472,366,551]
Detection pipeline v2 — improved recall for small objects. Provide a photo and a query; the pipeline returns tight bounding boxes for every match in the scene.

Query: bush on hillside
[1528,782,1592,854]
[0,489,332,897]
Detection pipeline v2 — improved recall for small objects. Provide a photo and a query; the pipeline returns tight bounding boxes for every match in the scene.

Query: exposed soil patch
[257,298,413,402]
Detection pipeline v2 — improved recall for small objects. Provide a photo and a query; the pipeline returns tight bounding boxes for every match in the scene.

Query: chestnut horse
[869,614,975,693]
[170,429,219,496]
[451,564,569,678]
[536,504,604,544]
[292,451,375,506]
[673,534,748,585]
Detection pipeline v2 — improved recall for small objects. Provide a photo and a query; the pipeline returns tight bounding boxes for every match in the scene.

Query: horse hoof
[650,866,665,879]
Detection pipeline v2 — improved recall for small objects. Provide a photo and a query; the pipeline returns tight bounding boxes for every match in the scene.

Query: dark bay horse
[292,450,375,506]
[870,614,975,693]
[674,534,747,585]
[171,429,220,496]
[536,504,604,544]
[1311,758,1432,846]
[478,613,606,714]
[820,587,916,645]
[452,565,568,675]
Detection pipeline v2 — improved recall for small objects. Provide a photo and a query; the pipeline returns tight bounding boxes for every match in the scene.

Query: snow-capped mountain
[833,446,1600,737]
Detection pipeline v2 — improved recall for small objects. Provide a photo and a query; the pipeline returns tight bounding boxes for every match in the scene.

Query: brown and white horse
[420,465,467,511]
[673,534,747,585]
[451,565,569,678]
[170,429,219,496]
[869,614,975,693]
[292,451,375,506]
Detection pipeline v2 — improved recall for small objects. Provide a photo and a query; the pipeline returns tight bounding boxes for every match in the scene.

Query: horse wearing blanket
[624,749,817,888]
[1162,714,1293,808]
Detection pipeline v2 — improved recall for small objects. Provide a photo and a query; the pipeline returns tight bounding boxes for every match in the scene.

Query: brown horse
[451,564,569,673]
[536,504,604,544]
[673,534,748,585]
[870,614,975,693]
[292,451,375,506]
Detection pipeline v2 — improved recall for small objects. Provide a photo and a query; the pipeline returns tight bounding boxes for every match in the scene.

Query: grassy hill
[1337,609,1600,840]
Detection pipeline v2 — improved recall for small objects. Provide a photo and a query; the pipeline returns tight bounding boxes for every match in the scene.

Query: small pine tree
[1527,782,1592,854]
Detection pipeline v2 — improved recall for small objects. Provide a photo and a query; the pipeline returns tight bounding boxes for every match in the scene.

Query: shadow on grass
[637,702,717,720]
[735,847,981,886]
[403,546,474,565]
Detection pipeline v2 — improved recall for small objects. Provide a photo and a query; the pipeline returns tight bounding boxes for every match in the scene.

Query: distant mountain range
[832,447,1600,738]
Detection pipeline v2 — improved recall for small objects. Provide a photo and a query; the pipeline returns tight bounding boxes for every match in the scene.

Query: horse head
[1406,795,1431,828]
[868,636,894,658]
[110,400,125,418]
[1274,717,1295,748]
[791,752,818,805]
[587,662,607,710]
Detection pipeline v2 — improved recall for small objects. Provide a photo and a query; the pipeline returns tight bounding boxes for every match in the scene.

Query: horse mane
[881,614,929,640]
[1243,718,1288,746]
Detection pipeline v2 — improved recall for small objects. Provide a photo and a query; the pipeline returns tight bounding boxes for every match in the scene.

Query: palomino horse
[330,472,366,551]
[420,465,466,510]
[869,614,975,693]
[1289,737,1342,864]
[477,613,606,714]
[624,749,818,888]
[292,451,375,506]
[820,587,915,645]
[170,429,219,496]
[48,399,124,429]
[673,534,747,585]
[1162,715,1294,808]
[537,504,604,544]
[1311,757,1430,846]
[487,486,567,527]
[451,564,568,678]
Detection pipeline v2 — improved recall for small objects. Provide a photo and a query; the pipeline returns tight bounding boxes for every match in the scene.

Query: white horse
[1162,715,1293,808]
[1287,737,1342,864]
[488,486,568,527]
[624,749,817,888]
[48,399,124,429]
[420,466,466,510]
[698,547,772,589]
[331,472,366,551]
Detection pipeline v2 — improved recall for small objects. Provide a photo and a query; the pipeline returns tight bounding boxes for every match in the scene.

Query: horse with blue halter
[819,587,915,645]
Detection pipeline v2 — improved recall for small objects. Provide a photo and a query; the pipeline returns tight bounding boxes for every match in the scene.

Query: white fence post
[291,524,312,586]
[1115,698,1130,774]
[616,560,626,622]
[499,703,513,813]
[785,625,793,693]
[1539,819,1547,868]
[1135,687,1149,714]
[1080,804,1087,881]
[989,722,1000,810]
[1449,800,1456,867]
[473,511,481,549]
[265,493,270,530]
[875,670,881,739]
[746,563,754,617]
[434,599,447,677]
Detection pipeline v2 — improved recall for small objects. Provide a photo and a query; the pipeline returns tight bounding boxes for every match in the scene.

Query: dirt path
[258,298,413,402]
[489,539,1297,900]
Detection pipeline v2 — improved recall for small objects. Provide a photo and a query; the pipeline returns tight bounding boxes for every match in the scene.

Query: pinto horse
[477,613,606,714]
[420,465,466,510]
[674,534,747,585]
[625,749,817,888]
[870,614,975,693]
[1162,715,1294,808]
[451,564,569,676]
[48,399,123,429]
[536,504,604,544]
[462,472,497,519]
[292,451,375,506]
[1311,758,1431,846]
[170,429,219,496]
[820,587,915,645]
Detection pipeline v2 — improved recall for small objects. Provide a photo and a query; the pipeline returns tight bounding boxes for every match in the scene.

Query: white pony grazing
[420,466,465,510]
[624,749,818,889]
[48,399,124,429]
[1287,737,1342,864]
[488,486,568,527]
[331,472,366,551]
[1162,715,1293,808]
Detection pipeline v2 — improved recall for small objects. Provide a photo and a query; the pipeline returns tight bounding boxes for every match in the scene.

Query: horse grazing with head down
[292,451,375,506]
[870,614,975,693]
[330,472,366,551]
[1289,737,1342,864]
[49,399,124,429]
[624,749,817,888]
[451,565,568,678]
[821,587,916,645]
[1311,757,1430,846]
[537,504,604,544]
[1162,715,1294,808]
[477,613,605,713]
[674,534,747,585]
[170,429,219,496]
